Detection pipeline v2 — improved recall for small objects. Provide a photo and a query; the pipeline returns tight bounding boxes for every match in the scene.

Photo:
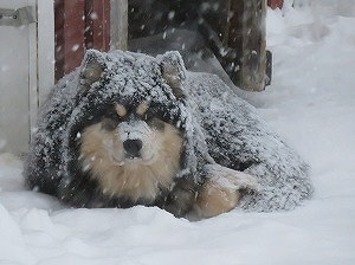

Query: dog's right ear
[158,51,187,100]
[79,49,105,89]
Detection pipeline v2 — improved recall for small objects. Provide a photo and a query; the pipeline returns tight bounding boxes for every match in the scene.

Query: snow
[1,3,355,264]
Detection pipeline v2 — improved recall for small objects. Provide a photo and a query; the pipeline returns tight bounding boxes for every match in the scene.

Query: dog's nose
[123,139,143,158]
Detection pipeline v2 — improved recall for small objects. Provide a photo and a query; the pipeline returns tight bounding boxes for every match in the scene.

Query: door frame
[29,0,55,134]
[36,1,55,107]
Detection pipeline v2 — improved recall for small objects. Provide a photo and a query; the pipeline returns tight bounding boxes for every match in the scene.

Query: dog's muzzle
[118,120,151,160]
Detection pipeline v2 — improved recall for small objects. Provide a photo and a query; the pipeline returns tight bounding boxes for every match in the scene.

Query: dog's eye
[142,110,154,121]
[101,111,121,131]
[101,118,117,131]
[105,110,119,120]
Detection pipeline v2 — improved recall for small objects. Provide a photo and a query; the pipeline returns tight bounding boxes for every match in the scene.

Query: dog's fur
[24,50,312,220]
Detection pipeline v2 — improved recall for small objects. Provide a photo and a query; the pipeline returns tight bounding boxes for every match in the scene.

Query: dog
[78,97,254,218]
[24,50,312,220]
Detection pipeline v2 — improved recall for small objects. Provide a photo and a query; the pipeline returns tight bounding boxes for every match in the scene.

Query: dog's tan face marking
[115,104,127,118]
[79,118,183,202]
[136,101,149,116]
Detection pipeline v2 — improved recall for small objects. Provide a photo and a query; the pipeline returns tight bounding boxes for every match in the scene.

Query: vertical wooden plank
[55,0,85,80]
[28,0,39,144]
[267,0,284,9]
[54,0,64,81]
[84,0,94,49]
[85,0,110,51]
[30,0,55,143]
[228,0,244,87]
[55,0,112,81]
[110,0,128,51]
[26,0,38,153]
[37,0,55,105]
[63,0,85,74]
[228,0,267,91]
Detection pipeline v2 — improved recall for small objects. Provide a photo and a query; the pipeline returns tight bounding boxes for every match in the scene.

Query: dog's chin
[110,153,157,167]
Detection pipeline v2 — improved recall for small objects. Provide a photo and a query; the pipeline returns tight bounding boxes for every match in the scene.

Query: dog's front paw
[194,164,260,219]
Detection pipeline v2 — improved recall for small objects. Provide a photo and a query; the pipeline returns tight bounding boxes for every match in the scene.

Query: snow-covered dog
[24,50,313,220]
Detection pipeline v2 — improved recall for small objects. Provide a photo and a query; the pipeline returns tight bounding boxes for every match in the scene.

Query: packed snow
[1,2,355,264]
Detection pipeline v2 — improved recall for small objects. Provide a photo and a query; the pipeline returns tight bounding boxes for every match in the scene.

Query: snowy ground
[1,3,355,265]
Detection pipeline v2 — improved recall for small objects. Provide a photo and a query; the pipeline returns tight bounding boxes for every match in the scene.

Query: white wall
[0,0,35,154]
[0,0,54,155]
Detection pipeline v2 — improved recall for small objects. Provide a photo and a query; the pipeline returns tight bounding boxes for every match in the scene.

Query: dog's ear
[158,51,187,99]
[79,49,105,89]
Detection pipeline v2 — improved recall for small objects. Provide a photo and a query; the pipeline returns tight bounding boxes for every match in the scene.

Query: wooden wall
[54,0,110,81]
[54,0,281,89]
[268,0,284,9]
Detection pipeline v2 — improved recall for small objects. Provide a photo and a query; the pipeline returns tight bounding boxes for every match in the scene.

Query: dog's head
[71,50,188,201]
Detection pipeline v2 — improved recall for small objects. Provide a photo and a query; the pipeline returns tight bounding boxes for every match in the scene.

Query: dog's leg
[195,180,241,219]
[194,164,259,219]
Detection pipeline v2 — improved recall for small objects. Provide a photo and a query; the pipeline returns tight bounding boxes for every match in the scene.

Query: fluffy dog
[24,50,313,219]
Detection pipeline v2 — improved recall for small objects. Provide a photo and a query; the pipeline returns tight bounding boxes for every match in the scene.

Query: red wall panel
[85,0,110,51]
[267,0,284,9]
[55,0,110,80]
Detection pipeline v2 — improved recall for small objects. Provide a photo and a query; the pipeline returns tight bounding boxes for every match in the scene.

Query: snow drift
[2,3,355,264]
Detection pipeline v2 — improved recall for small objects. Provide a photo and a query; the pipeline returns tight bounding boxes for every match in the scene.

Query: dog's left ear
[79,49,105,89]
[158,51,187,99]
